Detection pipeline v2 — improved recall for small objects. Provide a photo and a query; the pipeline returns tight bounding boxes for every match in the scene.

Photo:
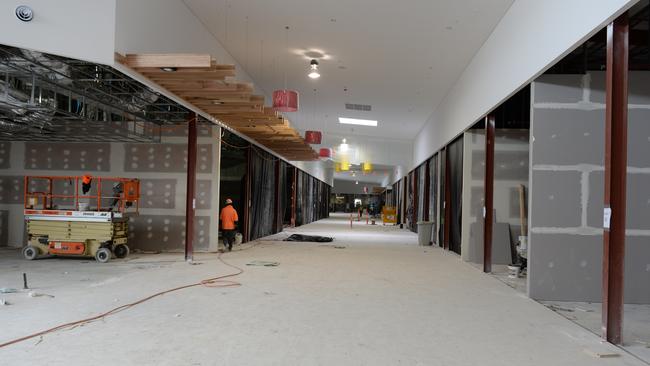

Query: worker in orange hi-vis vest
[81,174,92,194]
[220,198,239,252]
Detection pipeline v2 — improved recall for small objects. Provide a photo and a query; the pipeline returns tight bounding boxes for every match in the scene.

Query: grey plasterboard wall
[461,130,529,264]
[529,72,650,304]
[0,125,221,252]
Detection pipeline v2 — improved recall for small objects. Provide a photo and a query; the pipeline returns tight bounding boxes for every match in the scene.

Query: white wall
[412,0,637,169]
[114,0,258,89]
[0,0,116,64]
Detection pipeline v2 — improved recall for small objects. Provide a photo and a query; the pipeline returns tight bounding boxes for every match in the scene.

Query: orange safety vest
[220,205,239,230]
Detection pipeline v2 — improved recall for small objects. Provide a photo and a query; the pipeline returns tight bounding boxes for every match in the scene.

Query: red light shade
[272,89,299,112]
[305,130,322,144]
[318,148,333,159]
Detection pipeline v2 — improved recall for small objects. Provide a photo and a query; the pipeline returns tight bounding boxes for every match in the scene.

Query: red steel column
[412,169,418,229]
[291,168,297,227]
[424,160,430,222]
[483,114,496,273]
[274,159,281,232]
[602,12,629,345]
[184,113,197,262]
[243,147,252,243]
[402,176,408,226]
[444,148,451,250]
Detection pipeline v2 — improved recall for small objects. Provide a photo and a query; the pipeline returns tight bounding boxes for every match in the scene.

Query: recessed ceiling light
[160,67,177,72]
[338,117,377,127]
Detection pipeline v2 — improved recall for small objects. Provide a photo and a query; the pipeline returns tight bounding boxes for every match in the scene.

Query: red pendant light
[319,148,333,159]
[273,26,299,112]
[305,130,322,144]
[272,90,299,112]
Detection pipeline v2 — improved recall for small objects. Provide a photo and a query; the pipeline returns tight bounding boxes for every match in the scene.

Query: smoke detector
[15,5,34,22]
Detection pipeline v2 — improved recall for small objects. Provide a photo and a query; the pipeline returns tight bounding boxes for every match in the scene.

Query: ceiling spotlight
[308,59,320,79]
[160,67,177,72]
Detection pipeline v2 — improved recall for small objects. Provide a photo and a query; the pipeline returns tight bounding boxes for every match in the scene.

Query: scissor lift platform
[22,176,140,263]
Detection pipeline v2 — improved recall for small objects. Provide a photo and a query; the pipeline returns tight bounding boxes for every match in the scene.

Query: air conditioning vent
[345,103,371,112]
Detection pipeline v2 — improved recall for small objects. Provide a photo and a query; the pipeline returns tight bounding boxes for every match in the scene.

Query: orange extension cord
[0,252,244,349]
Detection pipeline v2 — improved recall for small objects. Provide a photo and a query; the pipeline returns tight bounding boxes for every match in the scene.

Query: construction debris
[0,288,18,294]
[583,349,620,358]
[0,299,10,306]
[28,292,55,298]
[283,234,333,242]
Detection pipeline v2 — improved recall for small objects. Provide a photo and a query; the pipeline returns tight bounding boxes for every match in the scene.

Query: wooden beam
[125,54,212,68]
[602,12,629,346]
[139,70,235,80]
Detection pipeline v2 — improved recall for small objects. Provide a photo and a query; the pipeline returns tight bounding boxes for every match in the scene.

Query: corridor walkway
[0,213,644,365]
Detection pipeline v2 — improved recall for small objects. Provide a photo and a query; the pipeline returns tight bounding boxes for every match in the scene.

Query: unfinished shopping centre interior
[0,1,649,365]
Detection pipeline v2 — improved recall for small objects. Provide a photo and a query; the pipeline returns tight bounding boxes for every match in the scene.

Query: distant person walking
[220,198,239,252]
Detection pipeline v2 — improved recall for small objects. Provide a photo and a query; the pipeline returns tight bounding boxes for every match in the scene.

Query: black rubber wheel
[23,245,38,260]
[95,248,111,263]
[114,244,129,259]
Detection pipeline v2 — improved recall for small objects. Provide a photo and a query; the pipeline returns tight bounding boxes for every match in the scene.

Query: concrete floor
[541,301,650,363]
[0,213,646,365]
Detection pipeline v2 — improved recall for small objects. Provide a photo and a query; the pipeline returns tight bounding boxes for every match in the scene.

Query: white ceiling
[183,0,514,141]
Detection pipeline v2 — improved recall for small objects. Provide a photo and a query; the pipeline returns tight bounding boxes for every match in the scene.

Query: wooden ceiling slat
[138,70,236,80]
[125,54,212,68]
[118,52,318,160]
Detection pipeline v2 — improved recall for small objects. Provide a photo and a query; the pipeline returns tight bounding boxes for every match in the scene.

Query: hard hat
[82,175,92,184]
[225,198,233,204]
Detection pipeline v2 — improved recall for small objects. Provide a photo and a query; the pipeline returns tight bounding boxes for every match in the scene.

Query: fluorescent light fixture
[338,117,378,127]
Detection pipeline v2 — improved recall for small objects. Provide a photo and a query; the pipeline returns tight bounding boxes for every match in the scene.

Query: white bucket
[235,233,243,245]
[519,236,528,251]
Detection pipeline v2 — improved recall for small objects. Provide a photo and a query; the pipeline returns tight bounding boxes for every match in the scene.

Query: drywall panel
[0,0,116,64]
[529,72,650,304]
[413,0,636,168]
[530,170,582,228]
[25,143,111,171]
[0,126,222,252]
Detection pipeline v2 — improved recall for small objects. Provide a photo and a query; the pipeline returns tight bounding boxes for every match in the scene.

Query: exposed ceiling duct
[0,45,202,142]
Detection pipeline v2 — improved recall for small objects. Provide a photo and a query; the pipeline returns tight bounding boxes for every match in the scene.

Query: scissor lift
[22,176,140,263]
